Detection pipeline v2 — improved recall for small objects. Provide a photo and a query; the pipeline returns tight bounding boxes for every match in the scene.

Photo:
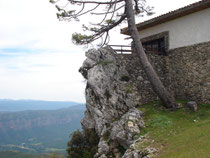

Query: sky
[0,0,201,103]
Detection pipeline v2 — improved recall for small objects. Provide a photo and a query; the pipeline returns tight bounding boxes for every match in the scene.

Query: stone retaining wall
[114,41,210,104]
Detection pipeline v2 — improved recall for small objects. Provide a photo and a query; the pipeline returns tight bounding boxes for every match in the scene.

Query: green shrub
[66,129,99,158]
[125,83,133,93]
[102,131,110,141]
[120,75,130,82]
[98,60,113,66]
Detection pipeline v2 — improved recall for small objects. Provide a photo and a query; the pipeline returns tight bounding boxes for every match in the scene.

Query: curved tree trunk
[125,0,177,109]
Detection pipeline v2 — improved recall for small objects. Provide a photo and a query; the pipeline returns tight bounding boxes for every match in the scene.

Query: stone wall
[168,42,210,103]
[114,41,210,104]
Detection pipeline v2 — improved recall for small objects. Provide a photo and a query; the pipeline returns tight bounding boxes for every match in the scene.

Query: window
[142,38,166,55]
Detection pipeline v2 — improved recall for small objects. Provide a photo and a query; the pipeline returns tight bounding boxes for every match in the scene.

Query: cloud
[0,50,86,102]
[0,0,86,102]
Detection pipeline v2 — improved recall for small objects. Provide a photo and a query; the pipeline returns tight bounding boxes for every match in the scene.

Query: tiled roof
[121,0,210,35]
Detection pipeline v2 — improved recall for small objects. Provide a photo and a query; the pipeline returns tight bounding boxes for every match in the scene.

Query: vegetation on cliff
[66,129,99,158]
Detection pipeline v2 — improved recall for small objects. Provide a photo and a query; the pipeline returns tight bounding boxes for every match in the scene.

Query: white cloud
[0,0,86,102]
[0,51,86,102]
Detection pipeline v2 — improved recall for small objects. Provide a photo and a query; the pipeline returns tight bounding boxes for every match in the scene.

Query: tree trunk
[125,0,177,109]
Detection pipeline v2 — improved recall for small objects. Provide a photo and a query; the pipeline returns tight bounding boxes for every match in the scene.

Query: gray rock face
[110,108,145,149]
[79,47,145,157]
[122,137,158,158]
[97,139,109,156]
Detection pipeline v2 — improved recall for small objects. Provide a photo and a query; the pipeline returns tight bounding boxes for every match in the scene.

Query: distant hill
[0,99,83,112]
[0,151,42,158]
[0,151,65,158]
[0,105,85,153]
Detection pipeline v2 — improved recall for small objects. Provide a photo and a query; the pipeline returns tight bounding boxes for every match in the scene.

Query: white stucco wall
[139,8,210,49]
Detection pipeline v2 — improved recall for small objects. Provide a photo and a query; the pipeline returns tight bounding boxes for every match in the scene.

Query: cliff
[79,47,155,158]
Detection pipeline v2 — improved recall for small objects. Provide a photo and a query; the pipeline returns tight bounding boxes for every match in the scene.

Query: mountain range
[0,99,82,112]
[0,100,85,154]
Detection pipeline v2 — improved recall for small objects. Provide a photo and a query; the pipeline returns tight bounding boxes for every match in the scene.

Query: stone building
[119,0,210,104]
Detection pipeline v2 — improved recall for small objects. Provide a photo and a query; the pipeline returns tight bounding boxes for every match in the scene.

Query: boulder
[186,101,198,112]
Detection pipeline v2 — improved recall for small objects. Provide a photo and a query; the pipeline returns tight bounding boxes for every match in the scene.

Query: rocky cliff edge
[79,47,156,158]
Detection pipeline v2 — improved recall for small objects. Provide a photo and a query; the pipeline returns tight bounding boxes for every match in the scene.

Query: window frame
[140,31,169,56]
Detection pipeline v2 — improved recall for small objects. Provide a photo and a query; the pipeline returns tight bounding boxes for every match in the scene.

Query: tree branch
[68,0,124,5]
[73,12,126,45]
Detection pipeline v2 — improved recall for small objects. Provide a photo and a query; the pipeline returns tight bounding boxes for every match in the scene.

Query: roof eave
[121,0,210,35]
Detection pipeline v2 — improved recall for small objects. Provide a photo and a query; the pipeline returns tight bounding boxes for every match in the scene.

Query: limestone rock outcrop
[79,47,146,157]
